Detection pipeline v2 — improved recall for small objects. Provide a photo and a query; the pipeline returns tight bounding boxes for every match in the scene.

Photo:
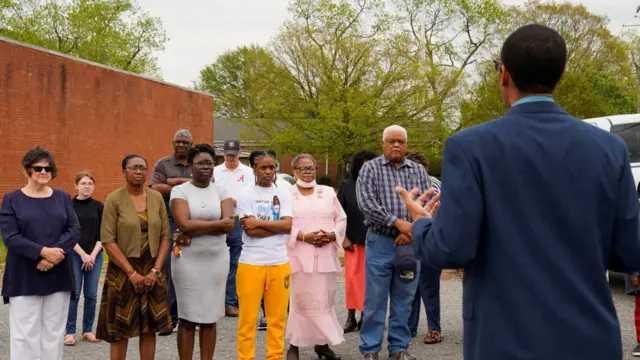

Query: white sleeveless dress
[170,182,231,323]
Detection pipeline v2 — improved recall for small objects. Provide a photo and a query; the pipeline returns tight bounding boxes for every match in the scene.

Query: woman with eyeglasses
[96,154,172,360]
[64,171,104,346]
[285,154,347,360]
[0,146,80,360]
[169,144,235,359]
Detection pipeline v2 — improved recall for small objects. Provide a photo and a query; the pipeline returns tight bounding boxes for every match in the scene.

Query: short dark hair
[188,144,216,164]
[500,24,567,94]
[121,154,147,170]
[350,150,377,181]
[22,146,58,179]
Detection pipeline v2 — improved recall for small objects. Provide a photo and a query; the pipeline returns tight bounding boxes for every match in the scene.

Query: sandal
[64,334,76,346]
[423,330,442,344]
[82,332,101,343]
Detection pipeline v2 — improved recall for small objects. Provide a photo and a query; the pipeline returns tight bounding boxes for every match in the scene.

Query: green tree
[391,0,508,170]
[623,31,640,112]
[0,0,167,76]
[460,1,636,127]
[195,45,288,119]
[197,0,508,175]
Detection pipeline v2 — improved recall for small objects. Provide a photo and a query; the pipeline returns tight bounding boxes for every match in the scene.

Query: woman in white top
[235,150,293,360]
[169,144,235,360]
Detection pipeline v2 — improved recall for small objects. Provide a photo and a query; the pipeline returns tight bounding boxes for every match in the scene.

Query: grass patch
[0,238,5,264]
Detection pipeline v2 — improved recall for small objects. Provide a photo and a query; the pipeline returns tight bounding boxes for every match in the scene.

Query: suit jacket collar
[504,101,568,117]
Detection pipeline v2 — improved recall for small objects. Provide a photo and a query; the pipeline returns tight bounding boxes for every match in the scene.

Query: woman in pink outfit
[285,154,347,360]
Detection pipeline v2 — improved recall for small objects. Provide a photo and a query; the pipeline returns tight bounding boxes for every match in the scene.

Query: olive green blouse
[100,187,169,258]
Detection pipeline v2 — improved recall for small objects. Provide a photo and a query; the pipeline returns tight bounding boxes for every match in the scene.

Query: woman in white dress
[169,144,235,360]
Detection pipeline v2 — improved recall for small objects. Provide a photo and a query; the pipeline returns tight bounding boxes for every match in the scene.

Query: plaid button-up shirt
[356,155,431,237]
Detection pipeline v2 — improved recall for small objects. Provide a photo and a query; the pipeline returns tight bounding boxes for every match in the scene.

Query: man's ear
[500,66,510,88]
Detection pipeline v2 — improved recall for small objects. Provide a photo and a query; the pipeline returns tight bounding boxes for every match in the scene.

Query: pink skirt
[286,270,344,347]
[344,244,366,311]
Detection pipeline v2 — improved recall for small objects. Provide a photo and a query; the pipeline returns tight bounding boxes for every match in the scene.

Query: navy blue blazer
[412,100,640,360]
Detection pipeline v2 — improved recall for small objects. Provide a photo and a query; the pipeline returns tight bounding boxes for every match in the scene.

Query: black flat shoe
[314,345,341,360]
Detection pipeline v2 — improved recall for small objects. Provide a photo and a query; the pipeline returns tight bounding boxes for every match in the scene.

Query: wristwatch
[152,268,161,277]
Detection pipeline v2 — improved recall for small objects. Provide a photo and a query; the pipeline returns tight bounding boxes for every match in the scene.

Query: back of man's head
[500,24,567,94]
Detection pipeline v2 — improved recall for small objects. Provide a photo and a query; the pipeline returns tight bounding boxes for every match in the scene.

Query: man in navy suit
[397,24,640,359]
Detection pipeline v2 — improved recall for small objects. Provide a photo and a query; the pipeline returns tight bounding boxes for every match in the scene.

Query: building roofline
[0,36,213,99]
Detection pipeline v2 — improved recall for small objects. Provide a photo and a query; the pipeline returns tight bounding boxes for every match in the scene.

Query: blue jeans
[166,219,179,327]
[359,230,420,355]
[66,251,103,334]
[408,262,442,334]
[225,220,243,308]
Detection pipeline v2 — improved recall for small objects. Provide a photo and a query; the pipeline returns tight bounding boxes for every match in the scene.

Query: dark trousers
[408,262,442,334]
[225,221,243,308]
[166,219,179,327]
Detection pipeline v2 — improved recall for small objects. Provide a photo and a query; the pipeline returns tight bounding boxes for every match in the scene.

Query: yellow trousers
[236,262,291,360]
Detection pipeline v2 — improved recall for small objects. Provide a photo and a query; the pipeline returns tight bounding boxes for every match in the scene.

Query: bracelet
[128,271,137,280]
[301,232,307,242]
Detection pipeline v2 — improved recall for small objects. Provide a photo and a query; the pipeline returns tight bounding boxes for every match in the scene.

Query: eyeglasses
[493,59,502,71]
[126,165,148,172]
[295,167,316,173]
[31,166,53,173]
[194,161,215,167]
[78,182,94,187]
[173,140,191,146]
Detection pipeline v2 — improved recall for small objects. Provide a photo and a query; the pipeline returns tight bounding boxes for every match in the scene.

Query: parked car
[277,173,295,185]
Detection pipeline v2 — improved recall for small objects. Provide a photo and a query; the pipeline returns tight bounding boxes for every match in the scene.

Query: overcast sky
[137,0,640,87]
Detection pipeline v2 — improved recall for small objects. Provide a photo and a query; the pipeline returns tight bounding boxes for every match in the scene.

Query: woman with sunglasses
[96,154,172,360]
[0,146,80,360]
[170,144,235,359]
[64,171,104,346]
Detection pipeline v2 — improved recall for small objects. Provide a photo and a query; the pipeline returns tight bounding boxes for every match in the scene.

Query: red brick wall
[0,39,214,202]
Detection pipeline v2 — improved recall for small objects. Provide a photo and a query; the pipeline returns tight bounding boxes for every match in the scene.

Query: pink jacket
[287,184,347,274]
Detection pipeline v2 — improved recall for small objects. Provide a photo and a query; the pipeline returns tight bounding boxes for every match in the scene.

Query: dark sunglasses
[493,59,502,71]
[31,166,53,173]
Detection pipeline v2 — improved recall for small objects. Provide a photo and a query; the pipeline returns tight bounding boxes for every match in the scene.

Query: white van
[583,114,640,190]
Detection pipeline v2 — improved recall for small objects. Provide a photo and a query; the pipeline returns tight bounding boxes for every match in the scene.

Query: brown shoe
[81,332,101,343]
[390,351,416,360]
[423,330,442,344]
[363,354,378,360]
[225,306,239,317]
[64,335,76,346]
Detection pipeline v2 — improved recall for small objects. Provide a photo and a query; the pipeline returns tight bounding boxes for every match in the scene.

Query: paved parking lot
[0,274,637,359]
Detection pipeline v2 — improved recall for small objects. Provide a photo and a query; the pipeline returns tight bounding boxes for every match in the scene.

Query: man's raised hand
[395,187,440,221]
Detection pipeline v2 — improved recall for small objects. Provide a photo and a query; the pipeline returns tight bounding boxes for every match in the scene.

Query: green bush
[0,237,5,264]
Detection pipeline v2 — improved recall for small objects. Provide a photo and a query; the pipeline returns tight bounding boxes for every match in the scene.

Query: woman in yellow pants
[236,150,294,360]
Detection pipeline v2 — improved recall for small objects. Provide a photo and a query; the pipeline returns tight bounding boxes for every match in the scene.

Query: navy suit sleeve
[0,192,44,260]
[52,192,81,254]
[609,149,640,273]
[412,136,483,269]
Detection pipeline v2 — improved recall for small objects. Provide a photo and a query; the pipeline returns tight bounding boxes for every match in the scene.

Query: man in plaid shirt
[356,125,431,360]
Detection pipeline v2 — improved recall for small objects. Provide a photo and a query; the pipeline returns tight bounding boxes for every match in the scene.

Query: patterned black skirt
[96,233,171,342]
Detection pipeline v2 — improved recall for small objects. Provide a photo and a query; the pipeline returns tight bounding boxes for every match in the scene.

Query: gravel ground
[0,274,637,359]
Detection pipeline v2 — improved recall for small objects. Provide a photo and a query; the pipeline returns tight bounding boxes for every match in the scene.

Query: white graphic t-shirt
[237,184,293,265]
